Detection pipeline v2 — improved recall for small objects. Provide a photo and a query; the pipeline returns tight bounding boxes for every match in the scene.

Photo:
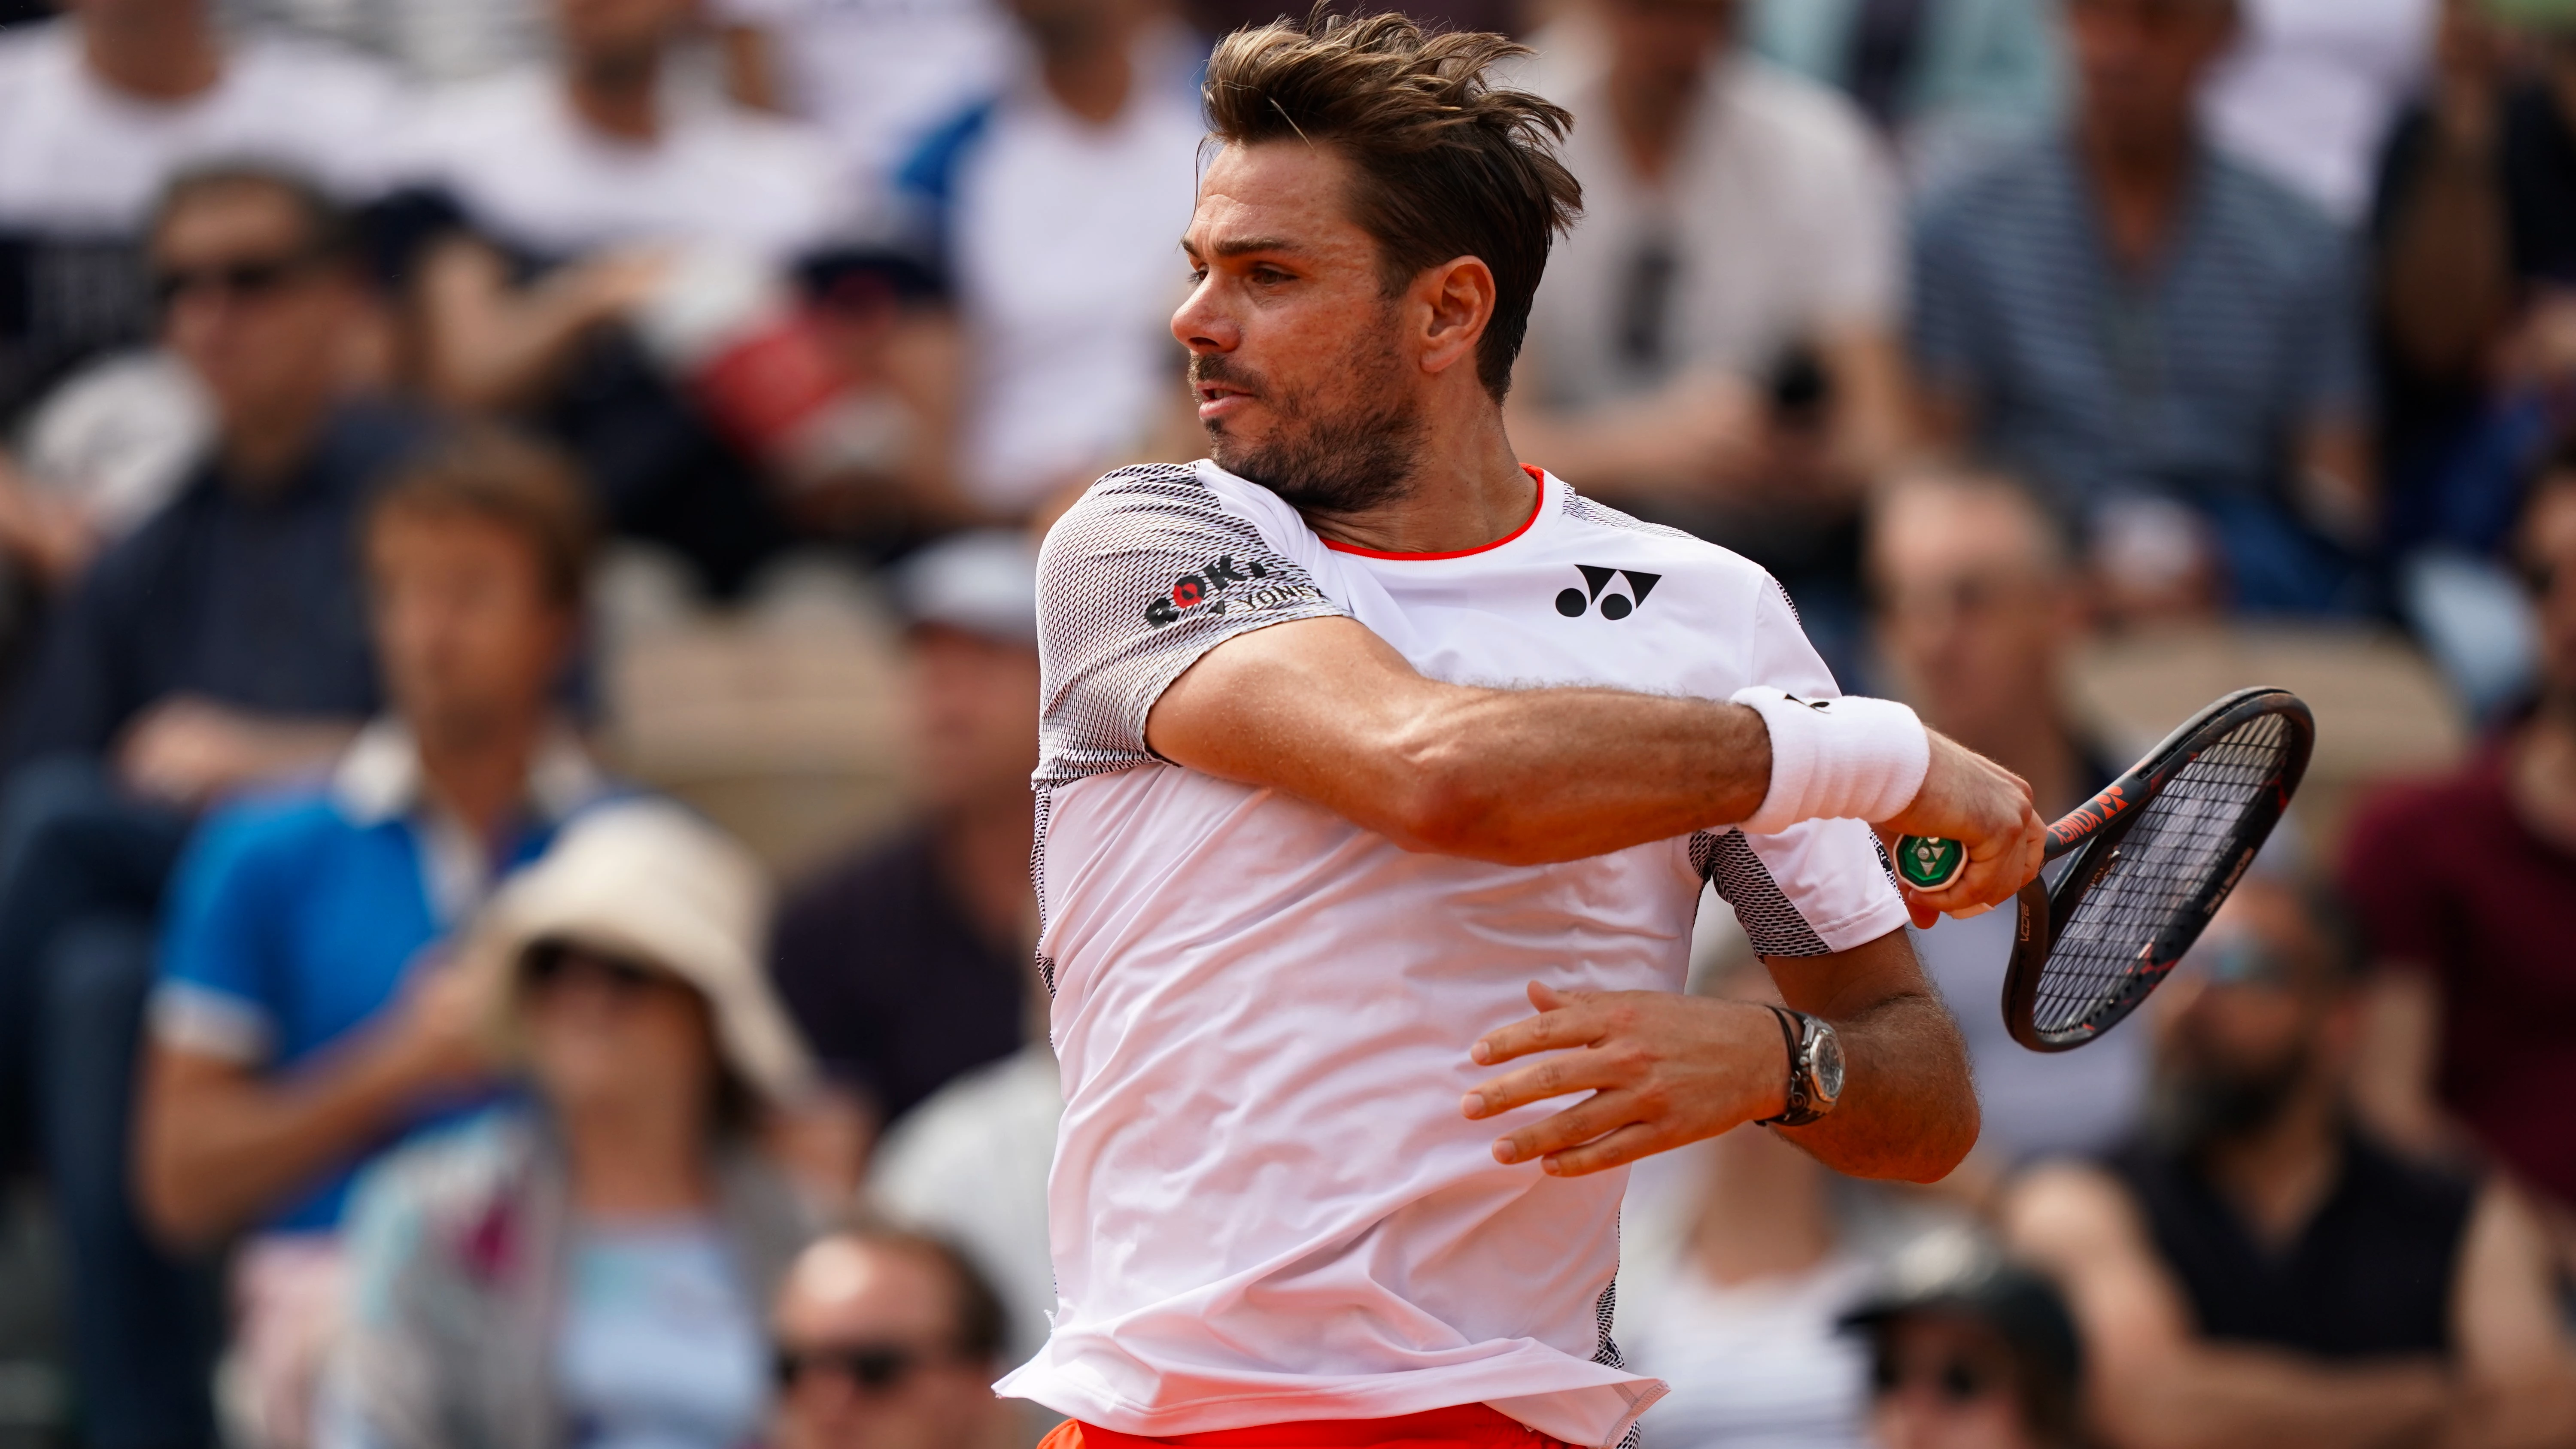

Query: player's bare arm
[1147,611,2047,920]
[1461,931,1977,1184]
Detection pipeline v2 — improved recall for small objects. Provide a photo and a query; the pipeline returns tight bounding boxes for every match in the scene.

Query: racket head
[2001,687,2315,1052]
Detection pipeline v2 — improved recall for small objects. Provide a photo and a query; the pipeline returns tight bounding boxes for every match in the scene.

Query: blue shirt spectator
[151,720,608,1231]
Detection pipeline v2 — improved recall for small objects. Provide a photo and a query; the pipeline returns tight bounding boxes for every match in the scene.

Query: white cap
[896,530,1040,647]
[465,798,814,1107]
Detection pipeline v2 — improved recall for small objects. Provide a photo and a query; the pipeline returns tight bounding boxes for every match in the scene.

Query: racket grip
[1893,835,1966,892]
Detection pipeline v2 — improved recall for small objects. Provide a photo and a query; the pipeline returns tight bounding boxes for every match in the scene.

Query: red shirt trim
[1320,465,1548,561]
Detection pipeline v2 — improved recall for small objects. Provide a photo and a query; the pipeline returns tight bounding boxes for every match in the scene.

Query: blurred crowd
[0,0,2573,1446]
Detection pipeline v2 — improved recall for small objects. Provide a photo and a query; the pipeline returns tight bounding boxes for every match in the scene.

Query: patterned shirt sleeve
[1034,464,1348,788]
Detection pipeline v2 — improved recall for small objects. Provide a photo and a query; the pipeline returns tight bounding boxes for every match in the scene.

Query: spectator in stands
[1911,0,2375,618]
[2202,0,2436,223]
[1867,468,2149,1185]
[1615,963,1920,1449]
[1840,1234,2088,1449]
[1510,0,1911,670]
[0,166,419,1449]
[2374,0,2576,680]
[896,0,1205,520]
[769,1227,1014,1449]
[323,799,817,1449]
[0,0,399,428]
[771,532,1040,1170]
[708,0,1017,192]
[2342,459,2576,1244]
[129,429,605,1449]
[1747,0,2065,191]
[389,0,933,595]
[2005,876,2576,1449]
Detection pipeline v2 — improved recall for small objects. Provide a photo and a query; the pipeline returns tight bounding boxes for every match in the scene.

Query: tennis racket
[1891,687,2315,1052]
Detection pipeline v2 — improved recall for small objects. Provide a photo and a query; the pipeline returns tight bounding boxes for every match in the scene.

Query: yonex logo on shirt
[1145,555,1324,628]
[1554,565,1663,620]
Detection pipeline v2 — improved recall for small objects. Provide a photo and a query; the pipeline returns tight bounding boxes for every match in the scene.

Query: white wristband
[1731,687,1930,835]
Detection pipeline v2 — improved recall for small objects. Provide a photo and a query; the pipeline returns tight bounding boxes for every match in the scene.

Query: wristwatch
[1756,1005,1844,1128]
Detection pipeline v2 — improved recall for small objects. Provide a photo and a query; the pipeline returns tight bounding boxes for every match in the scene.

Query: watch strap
[1756,1003,1827,1128]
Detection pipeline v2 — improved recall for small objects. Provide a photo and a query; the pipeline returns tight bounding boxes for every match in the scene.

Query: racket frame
[1998,686,2315,1053]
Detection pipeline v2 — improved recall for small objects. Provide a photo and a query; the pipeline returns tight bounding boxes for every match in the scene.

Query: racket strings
[2031,713,2295,1036]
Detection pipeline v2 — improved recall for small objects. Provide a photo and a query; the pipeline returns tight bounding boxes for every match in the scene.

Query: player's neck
[1297,406,1535,557]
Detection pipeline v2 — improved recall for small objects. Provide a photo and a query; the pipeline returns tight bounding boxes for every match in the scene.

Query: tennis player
[1002,15,2049,1449]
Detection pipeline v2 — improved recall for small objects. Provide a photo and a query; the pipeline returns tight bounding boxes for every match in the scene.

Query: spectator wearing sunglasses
[0,164,427,1449]
[1838,1233,2085,1449]
[2002,876,2576,1449]
[323,799,818,1449]
[769,1227,1013,1449]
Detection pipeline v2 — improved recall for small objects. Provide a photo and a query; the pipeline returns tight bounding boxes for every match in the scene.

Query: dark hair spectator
[322,799,817,1449]
[768,1224,1018,1449]
[770,532,1044,1179]
[2340,460,2576,1236]
[1866,467,2150,1188]
[1508,0,1912,676]
[0,162,425,1449]
[129,422,605,1449]
[1911,0,2376,620]
[2005,875,2576,1449]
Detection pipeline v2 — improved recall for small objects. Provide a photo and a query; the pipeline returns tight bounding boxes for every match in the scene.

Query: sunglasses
[150,251,327,309]
[521,945,666,996]
[1872,1352,2003,1404]
[773,1343,939,1394]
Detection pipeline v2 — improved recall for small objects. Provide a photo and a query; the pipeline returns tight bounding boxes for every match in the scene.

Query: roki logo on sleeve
[1555,566,1662,620]
[1145,556,1324,628]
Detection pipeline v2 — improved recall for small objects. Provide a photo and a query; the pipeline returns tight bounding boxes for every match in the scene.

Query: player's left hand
[1461,981,1787,1177]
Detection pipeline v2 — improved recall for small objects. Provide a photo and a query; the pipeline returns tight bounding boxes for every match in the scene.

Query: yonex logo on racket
[1554,565,1662,620]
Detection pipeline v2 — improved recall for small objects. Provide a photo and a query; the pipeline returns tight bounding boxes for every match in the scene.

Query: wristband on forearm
[1729,687,1930,835]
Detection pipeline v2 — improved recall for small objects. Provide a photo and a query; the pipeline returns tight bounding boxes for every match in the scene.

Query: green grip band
[1894,835,1965,891]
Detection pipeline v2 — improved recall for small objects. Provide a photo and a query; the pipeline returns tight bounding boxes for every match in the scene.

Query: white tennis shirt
[1000,462,1910,1446]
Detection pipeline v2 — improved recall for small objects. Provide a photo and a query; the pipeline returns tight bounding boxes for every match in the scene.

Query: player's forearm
[1774,941,1976,1183]
[1386,687,1775,863]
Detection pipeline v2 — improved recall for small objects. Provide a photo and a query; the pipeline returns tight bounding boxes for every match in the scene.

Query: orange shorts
[1037,1405,1578,1449]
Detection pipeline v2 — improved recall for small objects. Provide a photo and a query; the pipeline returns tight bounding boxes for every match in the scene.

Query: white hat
[467,798,814,1107]
[895,530,1039,647]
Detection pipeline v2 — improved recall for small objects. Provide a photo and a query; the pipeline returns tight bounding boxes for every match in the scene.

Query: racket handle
[1893,835,1966,892]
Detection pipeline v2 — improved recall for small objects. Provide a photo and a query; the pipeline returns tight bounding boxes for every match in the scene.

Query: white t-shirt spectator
[870,1042,1066,1368]
[897,30,1206,515]
[388,68,863,264]
[711,0,1021,189]
[1524,51,1901,410]
[1623,1255,1876,1449]
[0,20,404,234]
[1006,460,1910,1445]
[2201,0,2435,222]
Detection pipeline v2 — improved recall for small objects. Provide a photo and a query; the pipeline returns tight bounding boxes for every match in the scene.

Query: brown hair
[1201,9,1583,398]
[152,163,358,265]
[801,1215,1011,1361]
[369,427,596,609]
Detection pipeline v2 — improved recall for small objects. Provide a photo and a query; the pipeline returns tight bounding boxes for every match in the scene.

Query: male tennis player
[1001,15,2049,1449]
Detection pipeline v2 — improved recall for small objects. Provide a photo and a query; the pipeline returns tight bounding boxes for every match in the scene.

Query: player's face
[1173,142,1428,515]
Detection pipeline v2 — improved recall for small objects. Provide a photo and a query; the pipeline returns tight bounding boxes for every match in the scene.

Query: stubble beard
[1194,332,1426,517]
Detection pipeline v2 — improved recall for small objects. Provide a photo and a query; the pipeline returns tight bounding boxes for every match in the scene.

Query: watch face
[1811,1024,1847,1105]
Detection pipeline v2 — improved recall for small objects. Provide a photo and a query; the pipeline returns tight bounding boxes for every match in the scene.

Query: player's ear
[1416,255,1494,378]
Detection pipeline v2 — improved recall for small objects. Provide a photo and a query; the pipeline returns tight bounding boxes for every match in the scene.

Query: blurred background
[1,0,2573,1445]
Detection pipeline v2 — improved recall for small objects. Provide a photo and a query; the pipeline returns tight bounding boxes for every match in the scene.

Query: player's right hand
[1877,730,2046,929]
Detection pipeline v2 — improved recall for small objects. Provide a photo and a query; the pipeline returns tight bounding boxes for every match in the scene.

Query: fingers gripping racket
[1893,687,2316,1052]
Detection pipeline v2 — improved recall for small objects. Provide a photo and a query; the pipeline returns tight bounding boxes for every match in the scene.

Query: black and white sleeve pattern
[1034,464,1348,789]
